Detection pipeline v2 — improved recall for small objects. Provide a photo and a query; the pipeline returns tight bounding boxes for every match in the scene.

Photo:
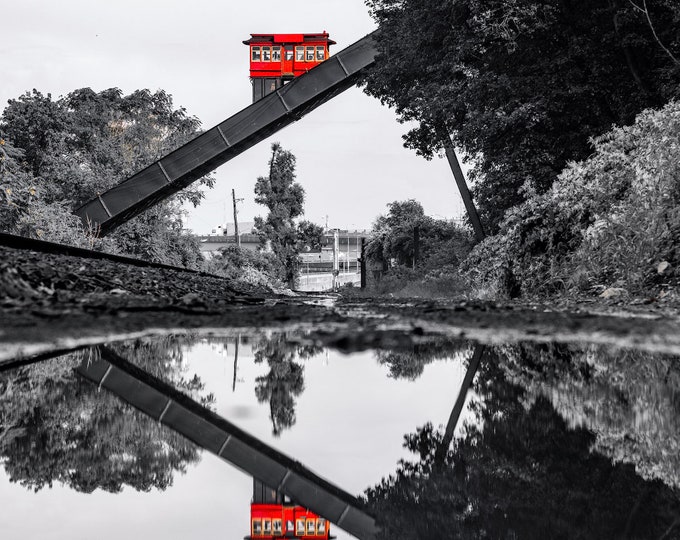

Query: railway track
[0,231,216,277]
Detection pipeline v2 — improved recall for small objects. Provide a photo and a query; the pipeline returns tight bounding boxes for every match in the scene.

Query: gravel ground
[2,245,680,363]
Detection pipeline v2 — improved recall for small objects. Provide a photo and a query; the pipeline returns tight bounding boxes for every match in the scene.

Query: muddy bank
[2,245,680,362]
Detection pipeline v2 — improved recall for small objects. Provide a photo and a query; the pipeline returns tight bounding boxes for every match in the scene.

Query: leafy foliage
[0,338,211,493]
[365,347,680,539]
[463,100,680,298]
[296,220,325,252]
[368,200,472,269]
[376,340,469,380]
[496,342,680,490]
[253,335,316,437]
[364,0,680,232]
[207,245,283,290]
[254,143,306,287]
[366,200,473,296]
[0,88,213,264]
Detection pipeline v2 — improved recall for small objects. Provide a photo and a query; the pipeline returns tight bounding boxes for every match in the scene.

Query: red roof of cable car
[242,32,336,46]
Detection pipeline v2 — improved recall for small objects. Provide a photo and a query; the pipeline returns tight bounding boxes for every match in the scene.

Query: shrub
[464,100,680,299]
[207,246,283,290]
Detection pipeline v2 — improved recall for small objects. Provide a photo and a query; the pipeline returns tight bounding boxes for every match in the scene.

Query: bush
[207,246,283,290]
[365,200,474,297]
[464,100,680,299]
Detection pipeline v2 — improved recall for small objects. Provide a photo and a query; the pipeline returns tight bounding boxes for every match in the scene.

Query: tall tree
[0,88,214,265]
[254,143,305,287]
[253,335,306,437]
[363,0,680,232]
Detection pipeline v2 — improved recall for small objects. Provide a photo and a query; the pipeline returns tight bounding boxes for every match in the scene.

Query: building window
[306,46,315,61]
[251,46,261,62]
[273,519,282,535]
[262,47,271,62]
[316,46,325,61]
[306,519,315,535]
[252,519,262,536]
[296,46,304,61]
[263,519,272,535]
[296,519,305,536]
[272,46,281,61]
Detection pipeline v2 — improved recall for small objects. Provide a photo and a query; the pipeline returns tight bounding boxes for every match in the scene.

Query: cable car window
[252,519,262,536]
[251,46,261,62]
[263,47,271,62]
[296,46,304,61]
[316,46,325,61]
[263,519,272,535]
[285,48,294,61]
[273,519,282,535]
[272,46,281,61]
[306,46,315,61]
[306,519,315,535]
[317,519,326,535]
[296,519,305,535]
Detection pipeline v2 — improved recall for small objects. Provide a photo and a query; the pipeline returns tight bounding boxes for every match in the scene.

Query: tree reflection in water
[253,335,322,437]
[0,337,211,493]
[375,340,470,381]
[366,345,680,540]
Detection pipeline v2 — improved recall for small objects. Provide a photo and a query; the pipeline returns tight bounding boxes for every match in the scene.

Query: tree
[363,0,680,232]
[296,220,325,252]
[254,143,305,287]
[253,335,307,437]
[376,340,469,381]
[367,199,472,270]
[365,350,680,539]
[0,88,214,265]
[367,200,426,269]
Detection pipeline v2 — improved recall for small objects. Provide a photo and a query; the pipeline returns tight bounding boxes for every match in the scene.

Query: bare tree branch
[633,0,680,67]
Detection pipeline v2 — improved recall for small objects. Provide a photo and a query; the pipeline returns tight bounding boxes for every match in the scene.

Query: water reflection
[0,334,678,540]
[366,344,680,540]
[0,337,206,493]
[253,336,321,436]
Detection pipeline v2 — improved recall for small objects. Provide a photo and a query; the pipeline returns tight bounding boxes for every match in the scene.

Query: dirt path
[2,245,680,363]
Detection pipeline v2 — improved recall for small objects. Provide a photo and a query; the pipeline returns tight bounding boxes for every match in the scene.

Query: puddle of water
[0,333,678,539]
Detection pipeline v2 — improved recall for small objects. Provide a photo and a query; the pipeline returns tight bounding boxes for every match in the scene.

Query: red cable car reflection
[243,32,336,102]
[245,480,333,539]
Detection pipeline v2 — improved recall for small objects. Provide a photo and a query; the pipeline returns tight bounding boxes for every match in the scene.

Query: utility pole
[332,229,339,290]
[232,189,243,247]
[232,335,240,393]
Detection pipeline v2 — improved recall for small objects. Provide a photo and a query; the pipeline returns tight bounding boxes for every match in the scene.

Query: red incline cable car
[243,32,336,102]
[246,480,333,540]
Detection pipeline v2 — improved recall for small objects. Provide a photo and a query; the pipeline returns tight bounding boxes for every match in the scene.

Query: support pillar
[442,135,485,242]
[435,343,485,465]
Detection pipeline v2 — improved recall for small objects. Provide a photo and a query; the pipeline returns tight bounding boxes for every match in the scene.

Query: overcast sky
[2,0,466,233]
